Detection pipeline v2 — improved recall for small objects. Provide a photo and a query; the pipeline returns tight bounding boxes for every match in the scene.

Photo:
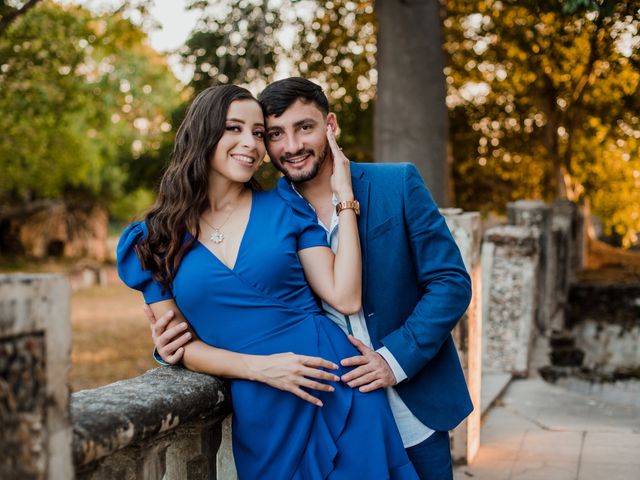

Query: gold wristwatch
[335,200,360,216]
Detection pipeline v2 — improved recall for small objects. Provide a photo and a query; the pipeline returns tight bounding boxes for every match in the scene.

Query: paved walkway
[454,378,640,480]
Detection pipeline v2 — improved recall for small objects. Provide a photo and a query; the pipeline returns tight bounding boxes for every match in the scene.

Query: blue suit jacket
[338,162,472,431]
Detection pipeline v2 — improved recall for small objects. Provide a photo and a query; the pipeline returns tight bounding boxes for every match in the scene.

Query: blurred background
[0,0,639,389]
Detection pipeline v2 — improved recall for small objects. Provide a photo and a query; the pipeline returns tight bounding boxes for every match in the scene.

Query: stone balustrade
[72,367,233,480]
[482,200,583,377]
[0,273,237,479]
[3,198,593,477]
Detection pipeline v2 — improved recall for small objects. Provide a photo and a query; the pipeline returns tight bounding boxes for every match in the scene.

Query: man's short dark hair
[258,77,329,117]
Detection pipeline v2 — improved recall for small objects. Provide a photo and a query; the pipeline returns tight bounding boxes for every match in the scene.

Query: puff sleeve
[116,221,173,304]
[277,177,329,251]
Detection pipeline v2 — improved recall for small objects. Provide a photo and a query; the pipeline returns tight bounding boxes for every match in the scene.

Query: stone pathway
[454,378,640,480]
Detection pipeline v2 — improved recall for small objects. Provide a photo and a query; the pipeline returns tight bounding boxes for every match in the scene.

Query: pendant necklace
[201,203,239,245]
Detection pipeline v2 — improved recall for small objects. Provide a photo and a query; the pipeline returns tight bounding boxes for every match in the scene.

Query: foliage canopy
[1,0,638,246]
[0,0,179,216]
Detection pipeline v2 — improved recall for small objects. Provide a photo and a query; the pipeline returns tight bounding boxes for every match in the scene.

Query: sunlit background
[1,0,639,390]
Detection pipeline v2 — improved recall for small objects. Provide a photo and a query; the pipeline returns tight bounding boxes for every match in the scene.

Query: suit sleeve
[379,164,472,380]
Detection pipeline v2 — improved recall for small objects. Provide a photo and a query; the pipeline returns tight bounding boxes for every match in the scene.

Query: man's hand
[340,335,397,392]
[249,353,340,407]
[144,304,192,365]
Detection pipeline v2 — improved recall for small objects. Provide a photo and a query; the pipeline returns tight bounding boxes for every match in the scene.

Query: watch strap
[336,200,360,216]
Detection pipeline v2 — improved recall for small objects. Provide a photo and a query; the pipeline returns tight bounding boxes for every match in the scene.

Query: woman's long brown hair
[136,85,261,291]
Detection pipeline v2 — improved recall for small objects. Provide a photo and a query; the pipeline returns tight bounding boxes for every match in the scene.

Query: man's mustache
[280,149,315,162]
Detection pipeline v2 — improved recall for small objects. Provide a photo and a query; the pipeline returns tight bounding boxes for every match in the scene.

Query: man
[148,77,472,479]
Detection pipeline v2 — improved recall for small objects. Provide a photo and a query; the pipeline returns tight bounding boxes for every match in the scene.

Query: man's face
[265,99,334,183]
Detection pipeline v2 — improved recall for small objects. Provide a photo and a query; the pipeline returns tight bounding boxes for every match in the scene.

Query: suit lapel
[351,164,370,299]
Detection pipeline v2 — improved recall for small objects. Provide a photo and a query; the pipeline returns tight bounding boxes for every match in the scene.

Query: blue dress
[117,186,419,480]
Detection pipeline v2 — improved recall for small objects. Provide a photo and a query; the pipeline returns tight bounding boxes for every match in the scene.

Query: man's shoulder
[352,161,415,182]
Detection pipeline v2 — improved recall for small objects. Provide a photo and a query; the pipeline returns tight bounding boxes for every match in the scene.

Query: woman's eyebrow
[226,118,264,127]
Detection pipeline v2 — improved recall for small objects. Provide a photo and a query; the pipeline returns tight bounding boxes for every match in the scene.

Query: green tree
[183,0,283,92]
[0,0,42,36]
[0,1,94,201]
[176,0,376,185]
[166,0,291,188]
[294,0,377,163]
[292,0,640,245]
[0,1,179,217]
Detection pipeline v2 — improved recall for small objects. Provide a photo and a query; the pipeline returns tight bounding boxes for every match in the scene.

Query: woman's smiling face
[209,99,266,184]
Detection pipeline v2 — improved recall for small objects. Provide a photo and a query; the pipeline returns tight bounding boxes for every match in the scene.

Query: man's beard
[275,142,329,183]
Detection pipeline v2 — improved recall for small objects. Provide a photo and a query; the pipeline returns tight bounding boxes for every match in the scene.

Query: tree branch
[0,0,42,36]
[571,13,604,107]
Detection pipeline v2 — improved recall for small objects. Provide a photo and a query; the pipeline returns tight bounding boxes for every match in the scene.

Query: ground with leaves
[70,283,156,392]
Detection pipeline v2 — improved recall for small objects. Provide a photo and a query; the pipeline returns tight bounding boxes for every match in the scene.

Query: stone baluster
[0,274,73,479]
[441,209,482,464]
[508,200,552,332]
[482,226,540,376]
[550,200,580,329]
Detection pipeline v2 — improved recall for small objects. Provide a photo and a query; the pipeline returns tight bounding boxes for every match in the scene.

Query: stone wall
[549,284,640,375]
[507,200,579,332]
[507,201,550,332]
[0,273,237,479]
[72,367,233,480]
[0,274,72,480]
[0,201,108,261]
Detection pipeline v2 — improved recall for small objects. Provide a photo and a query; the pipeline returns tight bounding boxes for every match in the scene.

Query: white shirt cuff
[376,346,408,383]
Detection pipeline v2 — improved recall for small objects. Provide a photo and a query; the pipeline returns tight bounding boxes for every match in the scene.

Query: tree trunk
[374,0,450,206]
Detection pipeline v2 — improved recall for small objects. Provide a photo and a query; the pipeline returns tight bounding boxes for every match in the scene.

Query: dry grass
[587,237,640,269]
[70,283,156,392]
[579,237,640,284]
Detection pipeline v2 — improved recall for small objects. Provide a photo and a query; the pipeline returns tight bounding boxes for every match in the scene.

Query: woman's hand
[327,126,354,203]
[297,125,362,315]
[247,352,340,407]
[144,305,192,364]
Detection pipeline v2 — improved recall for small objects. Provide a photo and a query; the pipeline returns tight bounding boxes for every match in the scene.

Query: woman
[117,85,418,479]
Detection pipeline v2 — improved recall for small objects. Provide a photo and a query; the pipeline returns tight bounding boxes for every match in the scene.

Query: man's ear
[327,113,339,134]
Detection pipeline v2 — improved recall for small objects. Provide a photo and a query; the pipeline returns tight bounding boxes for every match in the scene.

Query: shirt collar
[290,183,338,208]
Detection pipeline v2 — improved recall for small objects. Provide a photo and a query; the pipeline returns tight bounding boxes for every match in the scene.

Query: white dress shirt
[302,190,435,447]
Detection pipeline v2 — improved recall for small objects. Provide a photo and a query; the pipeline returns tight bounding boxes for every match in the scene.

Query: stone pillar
[216,416,237,480]
[441,209,482,464]
[575,203,588,272]
[550,200,578,328]
[482,227,540,375]
[508,200,552,332]
[0,274,72,480]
